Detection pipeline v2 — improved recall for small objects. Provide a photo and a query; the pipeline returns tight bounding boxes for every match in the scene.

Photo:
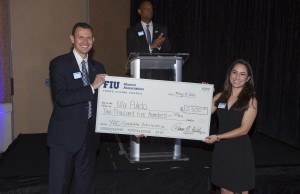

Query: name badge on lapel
[138,31,144,36]
[218,103,226,109]
[73,72,82,79]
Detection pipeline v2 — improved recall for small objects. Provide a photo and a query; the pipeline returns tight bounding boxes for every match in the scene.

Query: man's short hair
[71,22,93,35]
[138,0,153,9]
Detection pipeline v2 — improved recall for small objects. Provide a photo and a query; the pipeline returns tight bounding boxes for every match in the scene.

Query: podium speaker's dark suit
[127,22,172,80]
[127,22,171,54]
[47,51,106,193]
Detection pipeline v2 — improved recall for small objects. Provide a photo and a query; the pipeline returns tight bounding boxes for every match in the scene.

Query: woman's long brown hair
[215,59,255,112]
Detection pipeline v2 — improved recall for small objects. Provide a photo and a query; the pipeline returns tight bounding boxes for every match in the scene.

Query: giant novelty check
[95,76,213,141]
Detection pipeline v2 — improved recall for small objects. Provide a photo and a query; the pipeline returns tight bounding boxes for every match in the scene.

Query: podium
[125,53,189,163]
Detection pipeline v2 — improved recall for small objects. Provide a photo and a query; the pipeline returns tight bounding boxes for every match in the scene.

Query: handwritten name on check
[95,76,213,141]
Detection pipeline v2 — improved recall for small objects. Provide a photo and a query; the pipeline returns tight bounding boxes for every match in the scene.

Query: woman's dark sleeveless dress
[211,101,255,192]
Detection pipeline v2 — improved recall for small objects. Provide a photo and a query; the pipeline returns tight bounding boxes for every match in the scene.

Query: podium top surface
[126,53,189,69]
[128,52,189,59]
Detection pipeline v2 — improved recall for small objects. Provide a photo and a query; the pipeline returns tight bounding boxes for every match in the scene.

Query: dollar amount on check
[95,76,214,141]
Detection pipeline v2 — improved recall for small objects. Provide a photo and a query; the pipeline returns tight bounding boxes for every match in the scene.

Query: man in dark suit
[127,0,171,54]
[47,22,107,194]
[126,0,172,80]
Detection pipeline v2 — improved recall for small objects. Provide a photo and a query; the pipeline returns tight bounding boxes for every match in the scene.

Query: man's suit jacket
[47,52,106,153]
[126,22,171,55]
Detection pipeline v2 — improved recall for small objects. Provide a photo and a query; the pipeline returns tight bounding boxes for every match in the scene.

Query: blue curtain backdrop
[130,0,300,148]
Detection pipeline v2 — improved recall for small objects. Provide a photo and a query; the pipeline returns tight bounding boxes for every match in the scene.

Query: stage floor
[0,132,300,193]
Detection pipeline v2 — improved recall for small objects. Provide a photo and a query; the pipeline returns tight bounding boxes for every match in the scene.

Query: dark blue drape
[130,0,300,148]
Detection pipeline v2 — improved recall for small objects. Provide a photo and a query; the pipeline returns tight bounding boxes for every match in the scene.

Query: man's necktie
[146,24,151,45]
[81,60,92,119]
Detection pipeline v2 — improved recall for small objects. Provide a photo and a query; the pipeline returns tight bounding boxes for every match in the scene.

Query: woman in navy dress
[204,59,257,194]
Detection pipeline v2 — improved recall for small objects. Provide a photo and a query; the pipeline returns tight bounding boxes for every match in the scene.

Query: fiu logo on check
[103,81,120,89]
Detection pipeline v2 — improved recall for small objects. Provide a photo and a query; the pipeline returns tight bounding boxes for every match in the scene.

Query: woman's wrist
[216,135,220,143]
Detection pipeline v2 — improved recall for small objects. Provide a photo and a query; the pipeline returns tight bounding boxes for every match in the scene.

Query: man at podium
[126,0,173,81]
[126,1,179,157]
[126,0,171,54]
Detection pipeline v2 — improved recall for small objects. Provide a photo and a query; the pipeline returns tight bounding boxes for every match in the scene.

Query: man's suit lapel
[136,23,148,44]
[88,59,97,83]
[69,52,81,73]
[153,23,160,41]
